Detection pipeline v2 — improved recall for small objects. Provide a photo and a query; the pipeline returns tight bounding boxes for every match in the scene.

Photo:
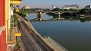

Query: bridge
[22,10,78,13]
[23,10,79,21]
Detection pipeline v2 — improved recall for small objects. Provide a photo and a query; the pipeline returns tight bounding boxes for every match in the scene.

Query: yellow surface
[15,33,21,36]
[10,1,21,5]
[5,0,10,43]
[15,8,20,12]
[7,41,16,44]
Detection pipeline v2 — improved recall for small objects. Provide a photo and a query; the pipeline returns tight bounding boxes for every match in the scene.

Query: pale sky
[20,0,91,8]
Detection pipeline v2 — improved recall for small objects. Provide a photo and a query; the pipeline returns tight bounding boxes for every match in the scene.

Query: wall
[0,0,7,51]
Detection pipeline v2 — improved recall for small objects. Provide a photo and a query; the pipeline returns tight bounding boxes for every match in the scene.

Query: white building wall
[62,5,79,10]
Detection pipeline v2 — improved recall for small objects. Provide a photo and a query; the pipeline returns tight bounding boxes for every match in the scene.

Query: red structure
[0,0,7,51]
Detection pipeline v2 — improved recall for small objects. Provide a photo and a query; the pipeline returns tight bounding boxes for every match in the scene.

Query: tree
[63,9,69,11]
[69,9,78,11]
[52,8,60,11]
[80,8,89,14]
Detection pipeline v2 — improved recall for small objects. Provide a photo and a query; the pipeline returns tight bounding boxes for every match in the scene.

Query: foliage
[14,16,18,23]
[17,12,26,18]
[69,9,79,11]
[63,9,69,11]
[79,8,91,14]
[52,8,61,11]
[63,9,79,11]
[15,42,20,47]
[17,9,27,17]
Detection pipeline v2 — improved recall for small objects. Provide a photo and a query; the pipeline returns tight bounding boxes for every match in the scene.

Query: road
[16,13,53,51]
[22,21,48,51]
[18,15,48,51]
[19,20,43,51]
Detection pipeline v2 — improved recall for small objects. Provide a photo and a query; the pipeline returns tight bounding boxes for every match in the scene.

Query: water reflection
[26,13,91,23]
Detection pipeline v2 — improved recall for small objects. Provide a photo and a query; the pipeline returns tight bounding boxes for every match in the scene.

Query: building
[85,5,91,9]
[22,5,31,9]
[52,5,56,9]
[0,0,6,51]
[0,0,22,51]
[62,4,80,10]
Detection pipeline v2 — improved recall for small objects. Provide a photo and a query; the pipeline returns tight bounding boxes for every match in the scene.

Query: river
[26,14,91,51]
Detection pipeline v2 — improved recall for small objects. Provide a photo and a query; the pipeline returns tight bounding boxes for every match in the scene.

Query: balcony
[10,0,22,5]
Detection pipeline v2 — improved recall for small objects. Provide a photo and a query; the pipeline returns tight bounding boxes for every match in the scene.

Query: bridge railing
[22,10,79,13]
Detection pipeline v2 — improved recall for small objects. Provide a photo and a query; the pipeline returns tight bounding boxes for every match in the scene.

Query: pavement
[19,21,43,51]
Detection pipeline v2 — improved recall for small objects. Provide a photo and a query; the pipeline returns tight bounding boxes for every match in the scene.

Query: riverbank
[22,17,68,51]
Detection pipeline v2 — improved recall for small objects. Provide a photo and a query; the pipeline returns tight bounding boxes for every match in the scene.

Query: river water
[26,14,91,51]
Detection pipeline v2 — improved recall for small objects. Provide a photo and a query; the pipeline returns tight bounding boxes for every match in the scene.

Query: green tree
[63,9,69,11]
[52,8,60,11]
[80,8,89,14]
[69,9,78,11]
[17,12,26,18]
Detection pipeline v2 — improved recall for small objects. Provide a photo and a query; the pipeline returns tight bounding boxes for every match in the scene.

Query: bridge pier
[53,12,61,20]
[37,12,43,21]
[57,12,61,20]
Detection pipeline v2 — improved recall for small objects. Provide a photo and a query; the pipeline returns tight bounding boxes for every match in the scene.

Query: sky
[20,0,91,8]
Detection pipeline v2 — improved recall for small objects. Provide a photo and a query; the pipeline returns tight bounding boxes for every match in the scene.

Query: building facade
[52,5,56,9]
[0,0,22,51]
[0,0,7,51]
[85,5,91,9]
[22,5,31,9]
[62,4,80,10]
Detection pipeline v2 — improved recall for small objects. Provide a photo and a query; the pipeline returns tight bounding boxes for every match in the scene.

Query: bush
[79,8,91,14]
[17,12,26,18]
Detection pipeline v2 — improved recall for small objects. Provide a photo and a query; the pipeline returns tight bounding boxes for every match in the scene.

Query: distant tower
[52,5,56,9]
